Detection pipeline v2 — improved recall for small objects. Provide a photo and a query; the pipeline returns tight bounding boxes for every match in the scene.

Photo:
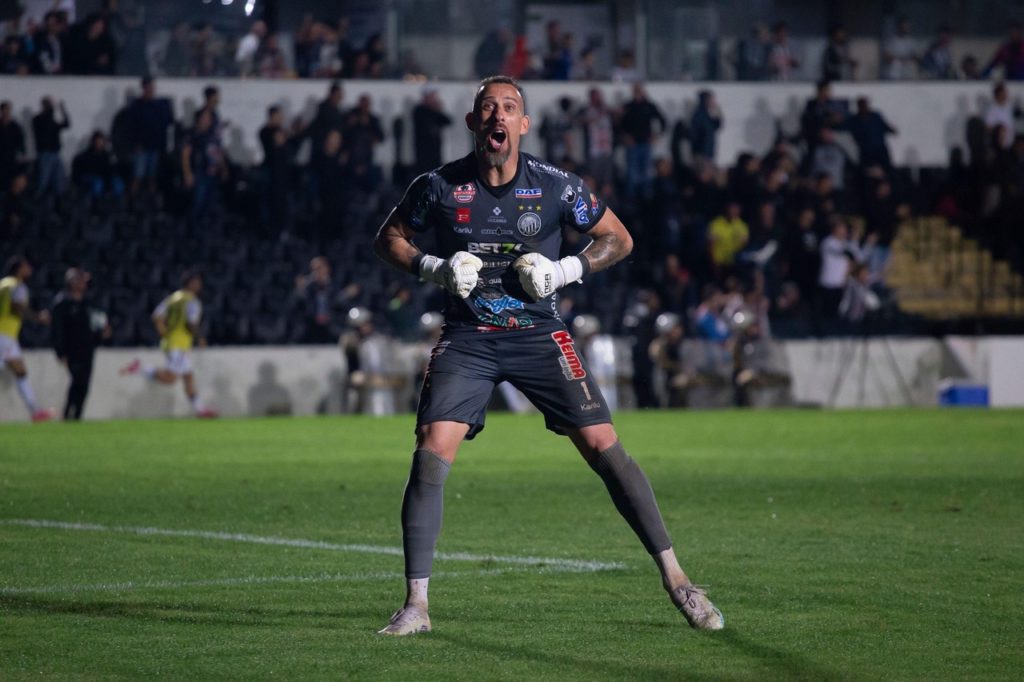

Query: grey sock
[401,448,452,579]
[589,442,672,554]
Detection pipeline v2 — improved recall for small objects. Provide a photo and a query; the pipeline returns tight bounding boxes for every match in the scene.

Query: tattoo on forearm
[581,233,626,273]
[374,224,423,274]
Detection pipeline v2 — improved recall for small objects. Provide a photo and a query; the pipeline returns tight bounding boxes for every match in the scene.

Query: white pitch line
[0,518,626,572]
[0,566,557,596]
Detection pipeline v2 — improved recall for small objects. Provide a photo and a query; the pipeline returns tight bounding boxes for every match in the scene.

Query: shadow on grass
[428,626,842,681]
[0,594,376,628]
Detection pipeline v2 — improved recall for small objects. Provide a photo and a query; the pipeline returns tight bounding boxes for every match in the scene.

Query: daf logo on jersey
[453,183,476,203]
[474,295,526,314]
[572,196,590,225]
[560,185,577,203]
[551,330,586,380]
[517,212,542,237]
[515,187,543,198]
[456,207,471,223]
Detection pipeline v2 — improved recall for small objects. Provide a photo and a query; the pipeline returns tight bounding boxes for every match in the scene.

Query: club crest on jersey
[453,183,476,203]
[560,184,577,203]
[517,211,542,237]
[515,187,543,199]
[551,330,586,380]
[456,207,471,223]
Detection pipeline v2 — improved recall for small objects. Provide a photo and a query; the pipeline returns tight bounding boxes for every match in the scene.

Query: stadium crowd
[3,71,1024,361]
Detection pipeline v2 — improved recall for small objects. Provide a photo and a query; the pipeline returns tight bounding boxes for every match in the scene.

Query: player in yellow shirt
[120,270,217,417]
[1,256,55,421]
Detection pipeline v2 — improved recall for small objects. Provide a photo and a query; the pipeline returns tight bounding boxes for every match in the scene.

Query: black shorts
[416,324,613,439]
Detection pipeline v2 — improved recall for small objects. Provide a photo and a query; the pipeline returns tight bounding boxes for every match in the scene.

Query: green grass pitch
[1,410,1022,680]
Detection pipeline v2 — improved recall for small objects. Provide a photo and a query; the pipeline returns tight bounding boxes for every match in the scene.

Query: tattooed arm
[374,208,423,275]
[579,208,634,273]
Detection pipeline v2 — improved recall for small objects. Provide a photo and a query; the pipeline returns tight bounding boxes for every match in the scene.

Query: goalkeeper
[373,76,723,636]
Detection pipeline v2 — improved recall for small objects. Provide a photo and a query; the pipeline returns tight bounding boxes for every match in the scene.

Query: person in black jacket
[51,268,110,420]
[31,97,70,197]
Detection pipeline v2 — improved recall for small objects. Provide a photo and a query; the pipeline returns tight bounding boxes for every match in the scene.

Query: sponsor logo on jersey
[590,193,600,216]
[453,183,476,203]
[481,226,514,236]
[467,242,526,254]
[560,184,577,203]
[551,330,586,380]
[474,295,526,314]
[572,196,590,225]
[453,226,472,235]
[526,158,569,178]
[487,206,507,225]
[456,207,471,223]
[517,211,542,237]
[515,187,543,198]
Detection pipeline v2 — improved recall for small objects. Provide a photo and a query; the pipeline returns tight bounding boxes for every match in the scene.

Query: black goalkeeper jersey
[396,152,606,333]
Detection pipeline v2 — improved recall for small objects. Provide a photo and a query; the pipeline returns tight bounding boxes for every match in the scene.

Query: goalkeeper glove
[418,251,483,298]
[512,253,586,301]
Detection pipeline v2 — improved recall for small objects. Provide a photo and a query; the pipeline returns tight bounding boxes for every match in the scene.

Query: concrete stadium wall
[3,336,1021,422]
[0,76,1014,169]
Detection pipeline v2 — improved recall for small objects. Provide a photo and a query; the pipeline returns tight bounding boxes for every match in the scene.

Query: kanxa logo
[551,330,586,380]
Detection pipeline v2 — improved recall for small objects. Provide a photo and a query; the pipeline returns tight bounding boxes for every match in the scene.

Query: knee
[415,422,467,463]
[573,423,620,459]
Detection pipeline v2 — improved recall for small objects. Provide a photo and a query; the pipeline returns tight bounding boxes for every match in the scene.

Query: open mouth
[487,129,507,152]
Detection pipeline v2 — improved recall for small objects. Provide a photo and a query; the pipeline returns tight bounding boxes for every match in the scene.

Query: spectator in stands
[817,215,872,334]
[881,16,918,80]
[31,97,70,198]
[51,267,110,420]
[1,35,31,74]
[542,21,573,80]
[838,262,881,330]
[574,45,602,80]
[235,19,267,77]
[343,94,385,192]
[412,87,452,176]
[708,200,749,283]
[259,104,300,231]
[292,14,318,78]
[190,22,222,77]
[474,27,510,79]
[294,256,338,343]
[308,81,345,164]
[767,22,799,81]
[503,34,534,80]
[810,127,848,191]
[160,22,191,77]
[196,85,224,140]
[822,24,857,81]
[66,13,116,75]
[578,88,615,191]
[128,76,174,196]
[846,96,897,172]
[783,206,821,312]
[256,34,293,79]
[960,54,983,80]
[863,176,900,280]
[694,284,732,342]
[0,101,26,191]
[33,11,67,75]
[735,23,770,81]
[985,82,1017,149]
[71,130,123,200]
[610,48,640,82]
[336,16,358,78]
[920,25,956,80]
[312,129,352,238]
[800,80,844,163]
[540,96,576,165]
[181,108,227,221]
[620,82,667,200]
[983,22,1024,81]
[689,90,723,162]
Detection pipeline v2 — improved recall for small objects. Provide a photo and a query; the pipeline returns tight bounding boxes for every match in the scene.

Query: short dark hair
[267,104,280,118]
[181,268,201,287]
[5,255,28,276]
[473,76,526,116]
[141,75,154,87]
[203,85,218,99]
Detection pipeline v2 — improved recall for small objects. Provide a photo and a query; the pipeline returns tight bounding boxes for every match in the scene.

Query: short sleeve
[187,300,202,324]
[558,173,607,233]
[395,172,437,233]
[11,284,28,305]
